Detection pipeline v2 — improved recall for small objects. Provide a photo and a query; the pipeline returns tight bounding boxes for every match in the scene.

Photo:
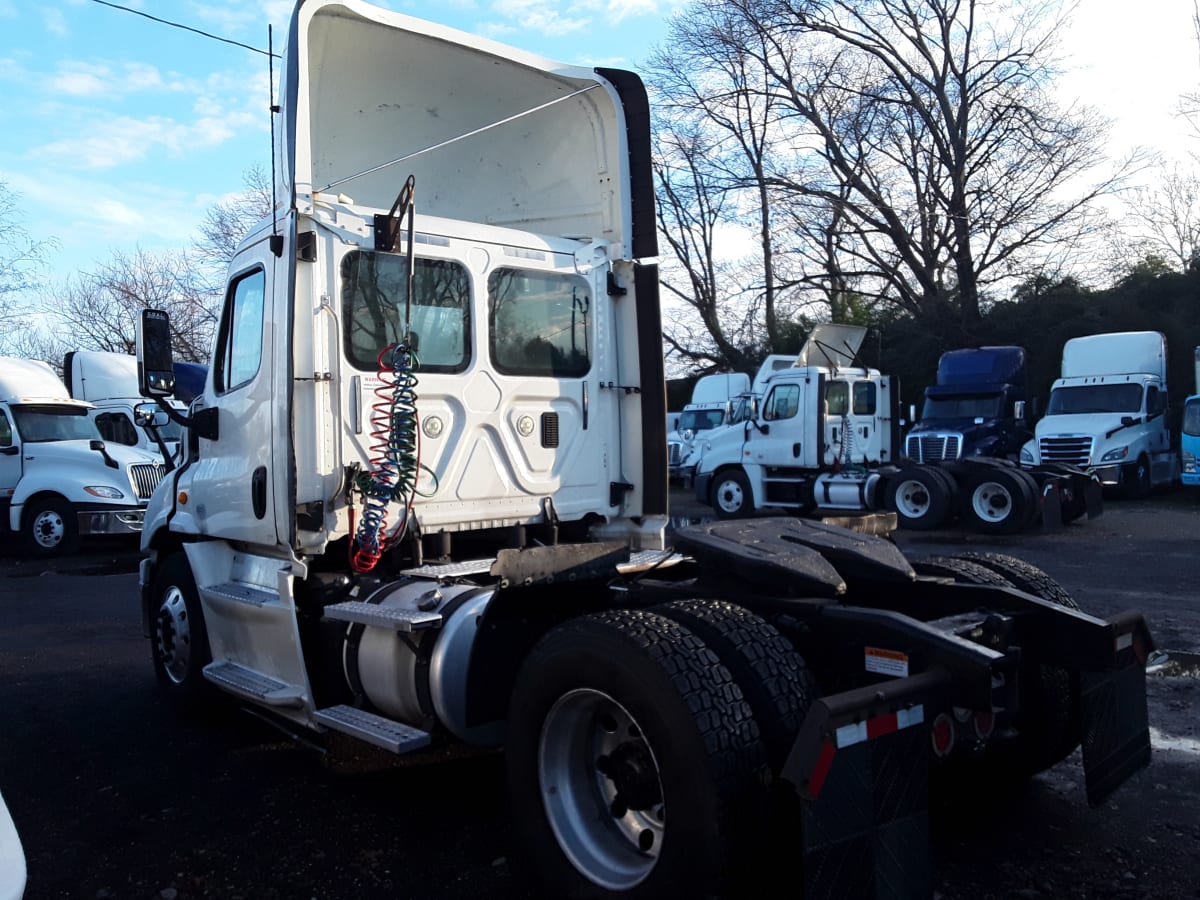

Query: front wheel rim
[154,588,192,684]
[715,479,744,514]
[31,509,65,549]
[971,481,1013,523]
[539,688,664,891]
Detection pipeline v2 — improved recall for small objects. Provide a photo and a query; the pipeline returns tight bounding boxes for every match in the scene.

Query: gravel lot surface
[1,491,1197,899]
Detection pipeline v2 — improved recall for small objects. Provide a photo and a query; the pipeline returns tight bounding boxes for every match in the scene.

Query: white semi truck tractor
[134,3,1155,897]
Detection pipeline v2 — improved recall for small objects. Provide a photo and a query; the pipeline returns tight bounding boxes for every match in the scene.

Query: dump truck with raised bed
[134,3,1155,897]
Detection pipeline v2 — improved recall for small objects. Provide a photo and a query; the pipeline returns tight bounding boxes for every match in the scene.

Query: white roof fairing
[278,0,638,257]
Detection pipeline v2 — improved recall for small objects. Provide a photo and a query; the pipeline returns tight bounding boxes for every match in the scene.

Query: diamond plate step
[203,662,305,707]
[204,581,278,607]
[323,601,442,632]
[313,704,432,754]
[400,558,495,578]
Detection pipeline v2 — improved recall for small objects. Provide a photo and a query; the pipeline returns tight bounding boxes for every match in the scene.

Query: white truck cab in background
[1020,330,1179,497]
[0,357,163,555]
[63,351,187,462]
[667,372,751,482]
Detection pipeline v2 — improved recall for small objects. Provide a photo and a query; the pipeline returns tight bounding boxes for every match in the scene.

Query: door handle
[252,466,267,519]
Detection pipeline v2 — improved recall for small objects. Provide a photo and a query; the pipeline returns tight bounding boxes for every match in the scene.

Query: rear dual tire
[506,604,813,898]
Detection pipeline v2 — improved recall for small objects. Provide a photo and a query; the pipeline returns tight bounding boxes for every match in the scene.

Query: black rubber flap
[674,517,848,596]
[676,517,915,595]
[1081,649,1151,806]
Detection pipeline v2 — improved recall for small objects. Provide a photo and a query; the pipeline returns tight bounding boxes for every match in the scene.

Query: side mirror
[134,403,170,429]
[137,309,176,398]
[1014,400,1026,423]
[1120,415,1136,427]
[908,403,916,421]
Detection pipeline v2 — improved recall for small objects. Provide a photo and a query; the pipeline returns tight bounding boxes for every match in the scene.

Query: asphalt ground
[0,491,1198,899]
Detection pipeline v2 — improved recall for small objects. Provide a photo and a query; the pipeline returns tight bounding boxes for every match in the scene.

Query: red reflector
[808,740,837,799]
[973,709,995,740]
[866,713,899,740]
[931,713,955,758]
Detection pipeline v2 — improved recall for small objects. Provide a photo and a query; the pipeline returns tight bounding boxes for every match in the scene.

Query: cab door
[0,408,21,517]
[186,242,282,547]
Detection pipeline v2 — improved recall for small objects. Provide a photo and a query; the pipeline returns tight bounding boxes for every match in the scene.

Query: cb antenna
[268,24,283,257]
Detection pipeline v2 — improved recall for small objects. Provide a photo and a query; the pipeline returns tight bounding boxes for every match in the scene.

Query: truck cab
[1021,331,1178,497]
[0,357,163,555]
[667,372,751,482]
[906,346,1031,463]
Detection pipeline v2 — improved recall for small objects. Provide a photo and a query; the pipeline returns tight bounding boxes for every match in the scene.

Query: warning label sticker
[865,646,909,678]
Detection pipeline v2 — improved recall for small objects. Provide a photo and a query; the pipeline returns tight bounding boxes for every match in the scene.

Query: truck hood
[1036,412,1140,440]
[19,439,160,471]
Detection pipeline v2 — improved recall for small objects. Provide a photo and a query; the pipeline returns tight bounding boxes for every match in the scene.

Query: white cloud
[42,7,68,36]
[48,61,166,98]
[490,0,591,36]
[34,111,255,169]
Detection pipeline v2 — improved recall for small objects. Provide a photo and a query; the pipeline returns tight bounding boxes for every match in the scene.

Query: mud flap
[782,673,944,899]
[1081,645,1150,806]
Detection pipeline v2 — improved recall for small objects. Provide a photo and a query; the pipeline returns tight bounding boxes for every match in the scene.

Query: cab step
[323,601,442,631]
[203,661,306,707]
[313,704,432,754]
[204,581,278,607]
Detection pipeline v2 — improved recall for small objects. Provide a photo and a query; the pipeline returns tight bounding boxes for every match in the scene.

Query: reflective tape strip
[835,704,925,749]
[808,740,837,799]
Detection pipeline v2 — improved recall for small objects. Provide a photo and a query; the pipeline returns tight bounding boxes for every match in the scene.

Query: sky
[0,0,1197,297]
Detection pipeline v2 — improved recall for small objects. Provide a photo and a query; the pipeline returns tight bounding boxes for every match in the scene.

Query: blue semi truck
[902,346,1100,532]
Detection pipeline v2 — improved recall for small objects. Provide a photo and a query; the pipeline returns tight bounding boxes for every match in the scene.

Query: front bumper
[78,507,146,536]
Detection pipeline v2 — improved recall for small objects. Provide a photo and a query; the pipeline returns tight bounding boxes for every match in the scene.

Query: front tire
[1121,454,1152,499]
[711,470,754,520]
[23,495,79,557]
[506,610,766,899]
[150,553,213,708]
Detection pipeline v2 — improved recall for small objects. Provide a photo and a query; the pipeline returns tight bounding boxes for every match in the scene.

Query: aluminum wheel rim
[715,478,744,515]
[971,481,1013,523]
[31,509,65,549]
[538,688,664,891]
[895,478,932,519]
[154,587,192,684]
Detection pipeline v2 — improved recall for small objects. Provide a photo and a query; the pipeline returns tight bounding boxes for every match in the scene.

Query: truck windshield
[678,409,725,432]
[1047,383,1143,415]
[1184,399,1200,436]
[921,394,1003,420]
[12,405,100,442]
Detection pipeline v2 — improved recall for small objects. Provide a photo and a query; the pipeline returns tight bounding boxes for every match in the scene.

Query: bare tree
[193,165,274,276]
[0,180,50,331]
[42,249,218,363]
[659,0,1141,344]
[1121,165,1200,274]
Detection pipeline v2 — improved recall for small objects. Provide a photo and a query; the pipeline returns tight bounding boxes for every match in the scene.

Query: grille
[668,442,682,466]
[130,463,165,499]
[1039,436,1093,468]
[905,433,961,463]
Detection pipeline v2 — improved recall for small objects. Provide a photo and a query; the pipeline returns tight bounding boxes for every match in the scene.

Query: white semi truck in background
[0,357,164,556]
[132,3,1154,897]
[1021,331,1179,497]
[63,350,189,462]
[666,371,750,482]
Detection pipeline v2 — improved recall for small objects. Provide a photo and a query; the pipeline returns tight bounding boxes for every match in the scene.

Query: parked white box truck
[1020,331,1179,496]
[63,350,188,462]
[0,357,165,555]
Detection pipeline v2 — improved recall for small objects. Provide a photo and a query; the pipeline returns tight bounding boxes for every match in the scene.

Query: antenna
[268,25,283,258]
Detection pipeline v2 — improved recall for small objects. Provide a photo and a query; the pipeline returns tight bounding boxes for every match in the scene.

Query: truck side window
[214,268,266,394]
[342,251,470,372]
[1147,386,1166,416]
[95,412,138,446]
[826,381,849,416]
[489,269,590,378]
[764,384,799,421]
[0,410,11,447]
[853,382,877,415]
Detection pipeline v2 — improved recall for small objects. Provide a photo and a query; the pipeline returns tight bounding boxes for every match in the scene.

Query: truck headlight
[85,485,126,499]
[1100,446,1129,463]
[1019,446,1034,465]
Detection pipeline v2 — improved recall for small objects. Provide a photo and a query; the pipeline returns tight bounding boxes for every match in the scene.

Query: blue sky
[0,0,1196,293]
